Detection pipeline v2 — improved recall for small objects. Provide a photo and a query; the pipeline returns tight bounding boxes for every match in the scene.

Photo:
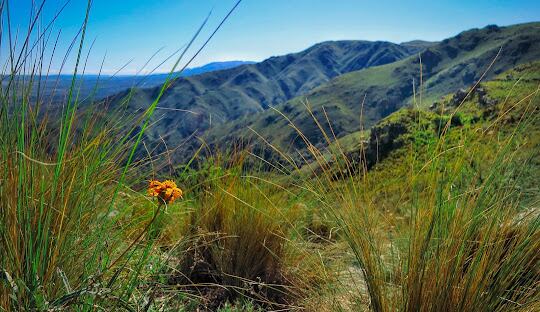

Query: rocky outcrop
[444,85,498,109]
[364,120,409,167]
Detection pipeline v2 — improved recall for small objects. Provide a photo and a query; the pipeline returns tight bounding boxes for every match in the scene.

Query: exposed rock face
[329,110,421,178]
[364,121,409,167]
[452,88,469,105]
[476,87,498,107]
[449,86,498,108]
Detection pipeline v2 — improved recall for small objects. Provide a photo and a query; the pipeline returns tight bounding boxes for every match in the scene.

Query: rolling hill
[329,60,537,166]
[202,22,540,162]
[105,40,430,156]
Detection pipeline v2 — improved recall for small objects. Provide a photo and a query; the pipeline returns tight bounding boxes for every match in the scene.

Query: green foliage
[176,159,226,193]
[290,61,540,311]
[217,299,262,312]
[1,1,539,310]
[204,22,540,164]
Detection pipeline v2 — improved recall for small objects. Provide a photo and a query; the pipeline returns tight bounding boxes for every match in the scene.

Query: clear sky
[7,0,540,74]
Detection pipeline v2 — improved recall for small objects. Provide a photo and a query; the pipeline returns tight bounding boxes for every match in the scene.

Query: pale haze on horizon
[7,0,540,74]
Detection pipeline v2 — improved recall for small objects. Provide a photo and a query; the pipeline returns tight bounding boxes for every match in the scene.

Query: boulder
[452,88,469,105]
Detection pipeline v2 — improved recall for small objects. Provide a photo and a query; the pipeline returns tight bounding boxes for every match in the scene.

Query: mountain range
[203,23,540,154]
[27,61,254,103]
[99,22,540,165]
[107,40,434,155]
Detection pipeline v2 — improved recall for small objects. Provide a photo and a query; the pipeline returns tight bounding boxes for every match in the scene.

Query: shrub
[166,156,324,310]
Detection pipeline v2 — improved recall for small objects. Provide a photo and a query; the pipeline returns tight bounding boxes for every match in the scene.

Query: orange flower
[148,180,163,196]
[147,179,183,204]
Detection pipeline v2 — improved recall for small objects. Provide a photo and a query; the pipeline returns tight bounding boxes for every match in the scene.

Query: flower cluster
[148,179,183,204]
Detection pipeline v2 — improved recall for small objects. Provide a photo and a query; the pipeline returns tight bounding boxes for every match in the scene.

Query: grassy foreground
[1,4,539,312]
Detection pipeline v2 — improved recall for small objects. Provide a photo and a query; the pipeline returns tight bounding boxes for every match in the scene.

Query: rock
[479,95,498,107]
[364,120,409,167]
[476,86,486,97]
[452,88,469,105]
[477,88,498,107]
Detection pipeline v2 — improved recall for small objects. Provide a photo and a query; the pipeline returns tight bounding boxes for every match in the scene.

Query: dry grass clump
[162,156,327,310]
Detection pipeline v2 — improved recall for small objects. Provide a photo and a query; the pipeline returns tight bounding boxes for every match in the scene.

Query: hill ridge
[109,39,421,153]
[199,22,540,162]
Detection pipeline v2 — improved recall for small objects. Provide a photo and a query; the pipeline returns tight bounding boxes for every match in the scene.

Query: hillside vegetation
[312,61,540,181]
[204,22,540,162]
[1,6,539,311]
[105,40,429,160]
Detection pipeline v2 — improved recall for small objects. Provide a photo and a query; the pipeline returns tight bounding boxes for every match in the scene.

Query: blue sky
[7,0,540,74]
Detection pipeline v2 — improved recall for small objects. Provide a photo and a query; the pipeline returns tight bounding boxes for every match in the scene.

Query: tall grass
[332,129,540,311]
[0,0,240,309]
[159,154,327,310]
[0,2,154,309]
[258,67,540,311]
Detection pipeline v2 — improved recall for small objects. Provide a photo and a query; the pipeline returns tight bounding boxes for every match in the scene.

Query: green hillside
[205,22,540,162]
[3,3,539,308]
[105,40,425,158]
[305,61,540,196]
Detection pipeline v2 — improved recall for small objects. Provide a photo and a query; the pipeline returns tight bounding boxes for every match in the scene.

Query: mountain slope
[107,40,422,152]
[29,61,254,104]
[399,40,438,54]
[324,61,540,202]
[179,61,256,77]
[204,22,540,158]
